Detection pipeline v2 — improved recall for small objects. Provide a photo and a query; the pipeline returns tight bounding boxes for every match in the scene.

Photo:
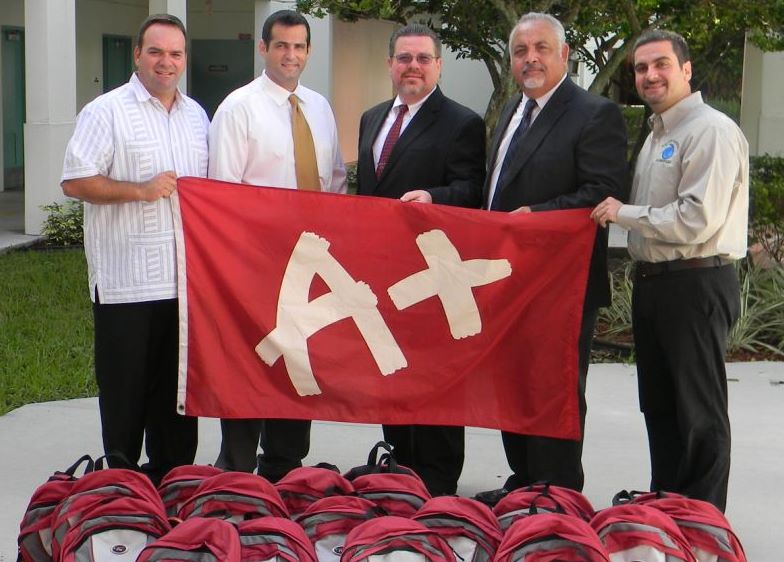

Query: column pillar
[23,0,76,234]
[149,0,188,92]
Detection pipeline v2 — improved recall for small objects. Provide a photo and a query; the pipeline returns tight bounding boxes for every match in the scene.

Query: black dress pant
[93,297,197,485]
[216,418,311,481]
[382,424,465,495]
[633,263,739,512]
[500,307,598,492]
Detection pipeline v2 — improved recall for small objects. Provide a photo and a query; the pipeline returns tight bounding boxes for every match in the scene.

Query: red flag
[173,177,596,439]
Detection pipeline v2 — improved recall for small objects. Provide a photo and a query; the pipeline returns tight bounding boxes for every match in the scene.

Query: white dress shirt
[61,73,209,304]
[209,71,346,193]
[487,73,567,207]
[372,87,437,168]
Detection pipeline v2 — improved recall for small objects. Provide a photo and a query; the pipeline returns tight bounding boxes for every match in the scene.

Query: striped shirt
[62,73,209,304]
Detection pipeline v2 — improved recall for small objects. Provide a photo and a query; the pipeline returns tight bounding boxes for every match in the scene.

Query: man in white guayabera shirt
[61,14,208,485]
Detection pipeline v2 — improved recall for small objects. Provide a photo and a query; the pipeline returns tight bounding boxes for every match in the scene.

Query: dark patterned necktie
[490,98,537,210]
[376,105,409,178]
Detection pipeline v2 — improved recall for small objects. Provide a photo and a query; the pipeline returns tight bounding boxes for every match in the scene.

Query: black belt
[635,256,733,278]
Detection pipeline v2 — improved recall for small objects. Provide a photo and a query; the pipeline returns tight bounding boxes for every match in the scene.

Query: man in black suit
[475,12,628,505]
[356,23,486,495]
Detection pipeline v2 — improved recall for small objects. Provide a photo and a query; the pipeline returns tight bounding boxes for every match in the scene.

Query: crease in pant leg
[258,418,311,481]
[93,298,150,469]
[664,267,738,511]
[639,267,738,510]
[633,274,683,494]
[383,424,415,468]
[412,425,465,495]
[143,299,197,483]
[216,418,264,472]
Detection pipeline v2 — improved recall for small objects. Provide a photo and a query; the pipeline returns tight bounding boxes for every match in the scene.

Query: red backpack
[341,516,456,562]
[495,513,610,562]
[297,495,382,562]
[646,497,747,562]
[18,455,95,562]
[49,468,164,562]
[493,483,595,530]
[413,496,502,562]
[157,464,224,517]
[136,517,241,562]
[275,466,356,518]
[177,471,289,522]
[57,496,170,562]
[344,443,430,517]
[591,504,697,562]
[238,516,319,562]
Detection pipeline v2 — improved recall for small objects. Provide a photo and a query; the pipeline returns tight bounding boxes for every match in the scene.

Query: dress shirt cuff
[615,204,646,230]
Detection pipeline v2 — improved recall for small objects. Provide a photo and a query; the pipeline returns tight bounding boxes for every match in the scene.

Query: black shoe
[473,487,511,507]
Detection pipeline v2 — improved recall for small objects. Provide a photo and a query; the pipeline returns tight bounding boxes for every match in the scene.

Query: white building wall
[741,40,784,157]
[75,0,146,109]
[438,49,493,118]
[331,18,395,163]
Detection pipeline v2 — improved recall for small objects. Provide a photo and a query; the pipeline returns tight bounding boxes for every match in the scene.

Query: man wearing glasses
[356,23,486,496]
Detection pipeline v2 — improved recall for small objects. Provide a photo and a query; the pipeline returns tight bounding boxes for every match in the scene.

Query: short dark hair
[136,13,187,50]
[262,10,311,47]
[633,29,690,65]
[388,23,441,57]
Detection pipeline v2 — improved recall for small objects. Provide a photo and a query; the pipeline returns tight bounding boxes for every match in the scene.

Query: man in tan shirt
[591,29,748,511]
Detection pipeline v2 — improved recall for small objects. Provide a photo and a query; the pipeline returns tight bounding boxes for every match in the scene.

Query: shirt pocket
[124,139,163,183]
[128,231,176,287]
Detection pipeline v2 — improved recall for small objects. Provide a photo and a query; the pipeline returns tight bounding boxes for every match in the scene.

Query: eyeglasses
[394,53,438,65]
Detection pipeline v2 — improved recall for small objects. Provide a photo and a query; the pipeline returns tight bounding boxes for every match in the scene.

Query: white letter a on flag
[256,232,407,396]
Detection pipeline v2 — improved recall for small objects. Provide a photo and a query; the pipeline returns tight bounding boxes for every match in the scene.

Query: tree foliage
[297,0,784,132]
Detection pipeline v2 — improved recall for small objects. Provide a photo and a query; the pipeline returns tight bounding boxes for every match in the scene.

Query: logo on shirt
[659,142,677,162]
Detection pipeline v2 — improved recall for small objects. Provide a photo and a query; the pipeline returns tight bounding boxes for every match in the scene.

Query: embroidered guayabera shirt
[62,73,209,304]
[616,92,749,262]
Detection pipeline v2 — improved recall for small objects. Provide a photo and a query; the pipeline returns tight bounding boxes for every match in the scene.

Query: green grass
[0,247,95,415]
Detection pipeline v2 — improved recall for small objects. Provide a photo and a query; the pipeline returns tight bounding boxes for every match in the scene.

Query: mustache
[522,63,545,74]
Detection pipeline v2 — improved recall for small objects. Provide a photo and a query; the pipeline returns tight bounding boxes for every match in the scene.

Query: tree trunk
[483,70,517,145]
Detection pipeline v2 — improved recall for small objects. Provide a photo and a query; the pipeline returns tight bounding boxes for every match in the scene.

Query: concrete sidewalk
[1,362,781,560]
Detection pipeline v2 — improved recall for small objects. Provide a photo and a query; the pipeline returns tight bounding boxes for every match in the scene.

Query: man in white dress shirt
[61,14,208,485]
[208,9,346,481]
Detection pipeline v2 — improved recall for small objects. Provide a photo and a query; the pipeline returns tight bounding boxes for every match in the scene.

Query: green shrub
[40,200,84,246]
[598,260,633,339]
[750,155,784,263]
[707,97,741,123]
[728,262,784,357]
[597,259,784,360]
[345,161,358,195]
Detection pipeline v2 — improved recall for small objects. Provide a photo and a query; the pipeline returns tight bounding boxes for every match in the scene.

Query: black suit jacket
[487,78,629,309]
[357,87,485,206]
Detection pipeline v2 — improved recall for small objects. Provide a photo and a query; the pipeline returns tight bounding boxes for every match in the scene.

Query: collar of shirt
[391,85,437,123]
[259,70,308,107]
[129,72,183,112]
[525,72,568,121]
[649,91,703,133]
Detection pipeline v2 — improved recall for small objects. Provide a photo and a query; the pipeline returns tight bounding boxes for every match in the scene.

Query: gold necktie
[289,94,320,191]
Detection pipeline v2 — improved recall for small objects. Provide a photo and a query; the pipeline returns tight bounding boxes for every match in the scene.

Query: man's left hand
[400,190,433,203]
[591,197,623,227]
